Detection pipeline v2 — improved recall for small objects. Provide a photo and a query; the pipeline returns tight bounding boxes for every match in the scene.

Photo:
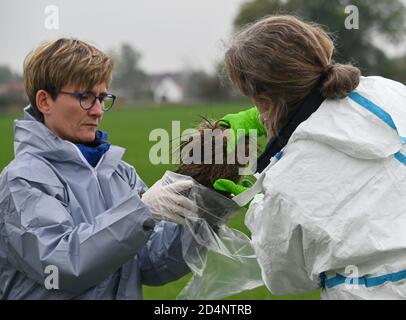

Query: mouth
[83,124,98,128]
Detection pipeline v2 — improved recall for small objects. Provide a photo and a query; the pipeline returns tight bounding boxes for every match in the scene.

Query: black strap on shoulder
[256,86,325,173]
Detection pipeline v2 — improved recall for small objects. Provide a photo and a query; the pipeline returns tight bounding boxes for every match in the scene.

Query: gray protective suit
[0,106,190,299]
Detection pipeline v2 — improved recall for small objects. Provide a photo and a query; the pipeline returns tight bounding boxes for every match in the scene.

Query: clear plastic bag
[158,171,264,300]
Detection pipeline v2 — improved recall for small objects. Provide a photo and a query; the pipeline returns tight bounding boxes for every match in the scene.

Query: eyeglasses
[58,90,116,111]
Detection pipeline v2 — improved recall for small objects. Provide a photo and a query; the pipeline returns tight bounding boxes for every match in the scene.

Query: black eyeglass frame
[58,90,116,111]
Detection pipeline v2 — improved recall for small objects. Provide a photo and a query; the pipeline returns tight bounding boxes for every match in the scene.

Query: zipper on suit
[67,141,108,209]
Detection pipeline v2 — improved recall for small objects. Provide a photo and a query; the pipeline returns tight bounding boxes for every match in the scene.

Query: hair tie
[323,64,334,76]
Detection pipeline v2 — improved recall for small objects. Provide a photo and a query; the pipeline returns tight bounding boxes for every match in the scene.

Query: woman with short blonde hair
[0,38,195,299]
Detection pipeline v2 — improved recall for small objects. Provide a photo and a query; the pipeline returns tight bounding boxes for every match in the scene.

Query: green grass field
[0,103,320,300]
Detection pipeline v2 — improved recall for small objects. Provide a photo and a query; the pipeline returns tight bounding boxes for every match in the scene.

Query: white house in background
[150,73,185,103]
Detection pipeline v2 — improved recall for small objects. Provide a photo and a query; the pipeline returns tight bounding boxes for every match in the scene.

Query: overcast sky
[0,0,247,75]
[2,0,406,76]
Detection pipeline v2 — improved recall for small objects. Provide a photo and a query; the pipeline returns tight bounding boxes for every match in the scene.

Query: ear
[36,90,53,116]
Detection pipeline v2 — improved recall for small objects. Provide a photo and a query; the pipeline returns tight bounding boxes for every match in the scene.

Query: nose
[88,98,104,117]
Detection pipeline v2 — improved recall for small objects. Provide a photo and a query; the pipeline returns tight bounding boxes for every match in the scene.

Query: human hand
[142,178,196,225]
[213,179,249,196]
[219,107,266,153]
[213,178,257,209]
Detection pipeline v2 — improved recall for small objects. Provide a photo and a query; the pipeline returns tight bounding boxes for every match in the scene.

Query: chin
[78,131,97,144]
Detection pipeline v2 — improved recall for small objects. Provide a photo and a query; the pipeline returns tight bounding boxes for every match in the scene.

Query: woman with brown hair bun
[219,15,406,299]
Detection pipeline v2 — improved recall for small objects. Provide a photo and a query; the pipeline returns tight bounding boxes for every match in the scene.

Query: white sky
[0,0,246,75]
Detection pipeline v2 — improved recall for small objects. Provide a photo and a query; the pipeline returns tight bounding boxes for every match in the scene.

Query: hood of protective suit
[13,105,121,168]
[289,76,406,160]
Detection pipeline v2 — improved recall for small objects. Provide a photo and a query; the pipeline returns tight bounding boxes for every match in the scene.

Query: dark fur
[175,118,251,197]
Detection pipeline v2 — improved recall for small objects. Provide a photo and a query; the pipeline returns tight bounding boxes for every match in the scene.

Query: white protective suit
[244,76,406,299]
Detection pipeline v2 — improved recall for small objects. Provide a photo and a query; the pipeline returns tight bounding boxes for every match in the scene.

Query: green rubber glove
[214,177,257,208]
[213,179,249,196]
[219,107,267,153]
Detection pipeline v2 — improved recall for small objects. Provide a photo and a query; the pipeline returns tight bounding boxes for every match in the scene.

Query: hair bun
[320,63,361,99]
[323,64,334,76]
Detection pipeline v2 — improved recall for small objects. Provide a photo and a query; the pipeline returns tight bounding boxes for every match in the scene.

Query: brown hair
[176,118,252,197]
[23,38,114,121]
[225,15,361,134]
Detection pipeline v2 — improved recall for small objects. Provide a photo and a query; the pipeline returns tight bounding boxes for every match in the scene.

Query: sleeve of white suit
[245,190,321,295]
